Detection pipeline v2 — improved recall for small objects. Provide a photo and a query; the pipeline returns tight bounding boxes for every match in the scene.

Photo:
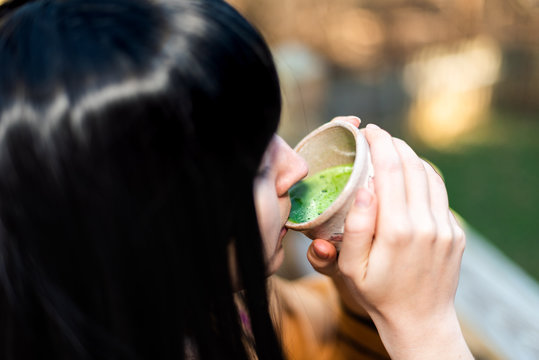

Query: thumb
[339,185,377,277]
[307,239,338,277]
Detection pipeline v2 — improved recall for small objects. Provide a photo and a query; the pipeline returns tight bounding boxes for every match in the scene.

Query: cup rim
[285,120,365,230]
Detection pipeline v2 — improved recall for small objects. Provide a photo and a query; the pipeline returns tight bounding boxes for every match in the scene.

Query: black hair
[0,0,284,359]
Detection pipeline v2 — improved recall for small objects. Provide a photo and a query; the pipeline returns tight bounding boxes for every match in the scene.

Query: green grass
[411,110,539,281]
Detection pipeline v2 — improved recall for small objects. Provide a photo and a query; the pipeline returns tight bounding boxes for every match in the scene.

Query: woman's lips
[279,226,287,240]
[277,226,288,250]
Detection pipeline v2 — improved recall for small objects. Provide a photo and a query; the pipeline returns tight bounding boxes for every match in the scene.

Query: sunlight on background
[323,8,385,69]
[273,43,328,146]
[404,36,502,147]
[226,0,516,145]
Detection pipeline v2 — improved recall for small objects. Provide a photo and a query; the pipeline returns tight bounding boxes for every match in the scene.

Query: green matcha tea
[288,163,354,223]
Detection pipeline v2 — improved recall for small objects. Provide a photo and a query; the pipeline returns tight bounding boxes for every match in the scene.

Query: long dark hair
[0,0,284,359]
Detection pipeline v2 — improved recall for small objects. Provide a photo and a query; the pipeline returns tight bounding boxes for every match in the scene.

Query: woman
[0,0,473,359]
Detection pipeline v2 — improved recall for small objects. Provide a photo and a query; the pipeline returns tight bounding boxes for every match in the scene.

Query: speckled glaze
[285,120,374,249]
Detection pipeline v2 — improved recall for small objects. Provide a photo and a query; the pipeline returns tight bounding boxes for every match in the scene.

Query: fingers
[339,186,378,278]
[393,138,435,239]
[332,124,467,332]
[422,160,455,247]
[364,124,408,234]
[365,124,456,249]
[330,115,361,128]
[449,210,467,255]
[422,160,449,211]
[307,239,339,277]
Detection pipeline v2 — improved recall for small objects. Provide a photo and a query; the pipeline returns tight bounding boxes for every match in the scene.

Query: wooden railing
[456,224,539,360]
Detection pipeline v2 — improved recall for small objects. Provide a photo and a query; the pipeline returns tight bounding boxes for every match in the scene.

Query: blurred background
[227,0,539,281]
[227,0,539,358]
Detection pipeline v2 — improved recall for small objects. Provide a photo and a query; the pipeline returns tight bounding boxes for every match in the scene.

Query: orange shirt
[269,275,390,360]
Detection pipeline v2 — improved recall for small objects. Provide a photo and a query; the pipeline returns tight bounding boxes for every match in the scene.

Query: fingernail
[314,243,330,259]
[354,189,372,208]
[350,116,361,125]
[317,249,330,259]
[366,123,380,130]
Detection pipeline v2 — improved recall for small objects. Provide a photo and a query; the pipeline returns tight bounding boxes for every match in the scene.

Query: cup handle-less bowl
[285,120,374,249]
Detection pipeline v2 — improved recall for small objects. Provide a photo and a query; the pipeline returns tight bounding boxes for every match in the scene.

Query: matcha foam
[288,163,354,223]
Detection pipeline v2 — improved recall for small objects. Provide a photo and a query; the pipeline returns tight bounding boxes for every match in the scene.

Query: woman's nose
[275,140,309,197]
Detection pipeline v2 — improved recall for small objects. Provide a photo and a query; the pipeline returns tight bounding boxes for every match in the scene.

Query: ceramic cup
[284,120,374,249]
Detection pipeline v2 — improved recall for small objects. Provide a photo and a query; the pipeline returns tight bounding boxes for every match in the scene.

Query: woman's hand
[307,122,473,359]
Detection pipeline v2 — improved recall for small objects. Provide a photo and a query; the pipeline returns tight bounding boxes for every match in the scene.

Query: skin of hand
[307,120,473,359]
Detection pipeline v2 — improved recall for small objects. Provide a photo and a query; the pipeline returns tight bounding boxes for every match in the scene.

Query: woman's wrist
[371,309,474,360]
[331,276,370,318]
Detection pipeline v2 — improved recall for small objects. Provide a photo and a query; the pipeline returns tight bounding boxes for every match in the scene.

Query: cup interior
[286,121,360,227]
[297,126,356,176]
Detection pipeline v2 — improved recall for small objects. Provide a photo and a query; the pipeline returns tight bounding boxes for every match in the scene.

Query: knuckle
[338,260,356,279]
[388,221,412,244]
[344,206,374,235]
[455,229,467,252]
[432,172,446,188]
[410,157,428,173]
[452,224,464,240]
[437,228,455,247]
[415,221,437,242]
[392,137,408,151]
[344,216,364,235]
[380,158,402,174]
